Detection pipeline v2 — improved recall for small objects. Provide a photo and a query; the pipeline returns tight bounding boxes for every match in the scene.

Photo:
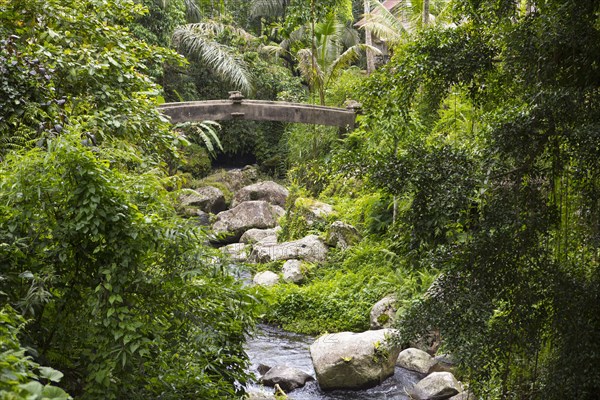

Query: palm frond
[175,120,222,155]
[173,23,253,94]
[297,48,324,89]
[340,24,360,48]
[361,0,410,43]
[250,0,288,18]
[326,44,380,85]
[184,0,201,23]
[260,44,287,58]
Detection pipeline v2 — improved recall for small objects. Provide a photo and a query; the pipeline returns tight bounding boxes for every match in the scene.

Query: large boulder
[294,198,335,223]
[202,166,259,193]
[240,227,280,244]
[370,296,397,329]
[212,201,280,243]
[410,372,462,400]
[282,259,304,283]
[232,181,289,208]
[396,348,437,374]
[253,271,280,287]
[179,186,227,214]
[309,329,401,391]
[251,235,328,263]
[326,221,361,249]
[260,365,314,392]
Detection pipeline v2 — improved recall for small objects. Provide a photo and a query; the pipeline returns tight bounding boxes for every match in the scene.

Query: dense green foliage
[1,306,71,400]
[3,0,599,398]
[336,0,600,397]
[0,0,257,398]
[261,238,436,334]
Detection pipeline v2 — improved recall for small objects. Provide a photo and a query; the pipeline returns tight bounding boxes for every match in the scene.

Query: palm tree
[249,0,290,19]
[172,21,255,94]
[293,15,380,104]
[359,0,450,46]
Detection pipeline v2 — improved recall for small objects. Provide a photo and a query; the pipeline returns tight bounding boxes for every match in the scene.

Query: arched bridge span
[159,92,360,131]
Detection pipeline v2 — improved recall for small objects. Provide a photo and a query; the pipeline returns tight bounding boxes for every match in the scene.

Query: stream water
[245,324,424,399]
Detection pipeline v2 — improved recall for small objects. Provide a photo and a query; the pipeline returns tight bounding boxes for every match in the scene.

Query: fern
[175,120,223,156]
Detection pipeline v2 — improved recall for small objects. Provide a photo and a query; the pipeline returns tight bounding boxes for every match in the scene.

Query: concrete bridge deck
[159,93,360,131]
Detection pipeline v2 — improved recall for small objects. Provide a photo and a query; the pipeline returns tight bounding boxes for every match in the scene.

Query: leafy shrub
[0,134,258,399]
[177,143,213,178]
[0,305,72,400]
[261,239,436,334]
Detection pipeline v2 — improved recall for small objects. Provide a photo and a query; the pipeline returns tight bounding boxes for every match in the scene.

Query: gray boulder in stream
[179,186,226,214]
[409,371,462,400]
[309,329,401,391]
[396,348,437,374]
[212,201,280,243]
[232,181,289,208]
[251,234,328,263]
[260,365,314,392]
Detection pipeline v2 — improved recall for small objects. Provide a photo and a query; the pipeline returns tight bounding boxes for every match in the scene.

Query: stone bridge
[158,92,360,131]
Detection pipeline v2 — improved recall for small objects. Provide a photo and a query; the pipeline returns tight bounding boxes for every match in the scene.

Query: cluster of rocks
[253,329,468,399]
[179,168,470,399]
[396,348,466,399]
[367,296,468,399]
[179,167,361,288]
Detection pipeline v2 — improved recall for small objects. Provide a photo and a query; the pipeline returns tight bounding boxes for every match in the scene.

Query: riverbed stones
[396,348,437,374]
[220,243,249,262]
[203,166,258,193]
[180,186,227,214]
[326,220,361,249]
[429,354,458,374]
[260,365,314,392]
[246,391,276,400]
[212,201,281,243]
[410,371,462,400]
[251,234,328,263]
[232,181,289,208]
[282,259,304,283]
[309,329,401,391]
[253,271,280,287]
[240,227,280,244]
[370,296,397,329]
[294,197,335,223]
[449,391,476,400]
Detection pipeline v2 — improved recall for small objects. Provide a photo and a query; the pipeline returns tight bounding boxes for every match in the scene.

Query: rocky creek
[245,325,423,399]
[180,166,471,400]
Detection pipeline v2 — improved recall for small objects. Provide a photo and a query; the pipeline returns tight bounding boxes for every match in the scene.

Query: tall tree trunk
[364,0,375,75]
[422,0,430,25]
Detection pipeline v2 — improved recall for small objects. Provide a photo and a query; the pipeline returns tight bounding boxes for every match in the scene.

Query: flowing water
[245,324,424,399]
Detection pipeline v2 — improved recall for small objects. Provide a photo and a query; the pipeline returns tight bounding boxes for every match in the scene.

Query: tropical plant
[173,21,255,94]
[250,0,290,19]
[264,14,378,104]
[359,0,450,45]
[347,0,600,397]
[0,1,259,399]
[0,306,72,400]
